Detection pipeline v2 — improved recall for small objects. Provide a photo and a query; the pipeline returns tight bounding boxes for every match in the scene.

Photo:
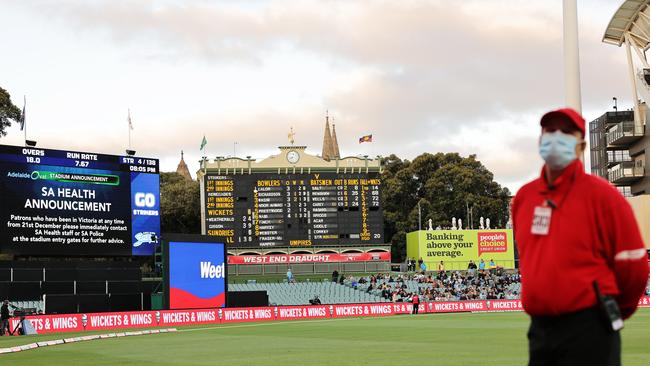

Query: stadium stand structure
[230,270,525,305]
[0,261,156,314]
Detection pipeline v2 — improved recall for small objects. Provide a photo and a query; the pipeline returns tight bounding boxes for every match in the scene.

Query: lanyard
[543,167,579,210]
[531,167,579,236]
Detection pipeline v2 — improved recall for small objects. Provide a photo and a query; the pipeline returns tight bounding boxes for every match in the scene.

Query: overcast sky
[0,0,633,193]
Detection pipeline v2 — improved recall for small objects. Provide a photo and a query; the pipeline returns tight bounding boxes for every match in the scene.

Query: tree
[381,153,511,262]
[160,172,201,234]
[0,87,22,137]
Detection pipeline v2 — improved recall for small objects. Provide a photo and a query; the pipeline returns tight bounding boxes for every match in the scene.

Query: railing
[607,121,645,145]
[616,186,633,198]
[608,162,645,182]
[607,154,632,166]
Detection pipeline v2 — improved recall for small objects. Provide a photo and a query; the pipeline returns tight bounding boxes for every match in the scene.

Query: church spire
[321,111,334,161]
[176,150,192,181]
[331,122,340,159]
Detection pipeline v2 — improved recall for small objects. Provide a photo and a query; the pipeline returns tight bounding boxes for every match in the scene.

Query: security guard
[512,108,648,366]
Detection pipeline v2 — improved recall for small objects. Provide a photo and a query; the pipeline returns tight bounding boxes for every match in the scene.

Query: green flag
[200,135,207,151]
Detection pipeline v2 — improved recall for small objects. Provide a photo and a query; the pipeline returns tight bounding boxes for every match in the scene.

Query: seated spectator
[332,270,339,283]
[488,259,497,273]
[382,288,391,299]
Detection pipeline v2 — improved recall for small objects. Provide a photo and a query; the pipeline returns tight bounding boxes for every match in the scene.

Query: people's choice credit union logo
[477,232,508,256]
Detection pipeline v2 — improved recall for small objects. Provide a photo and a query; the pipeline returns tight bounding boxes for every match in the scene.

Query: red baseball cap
[540,108,585,137]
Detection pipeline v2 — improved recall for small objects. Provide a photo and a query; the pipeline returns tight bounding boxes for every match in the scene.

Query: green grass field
[1,309,649,365]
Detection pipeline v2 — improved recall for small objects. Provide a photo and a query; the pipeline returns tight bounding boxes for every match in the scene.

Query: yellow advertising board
[406,229,516,270]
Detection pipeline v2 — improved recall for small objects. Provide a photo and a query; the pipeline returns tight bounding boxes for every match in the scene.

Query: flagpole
[128,109,131,150]
[201,153,205,175]
[201,133,207,175]
[23,95,26,145]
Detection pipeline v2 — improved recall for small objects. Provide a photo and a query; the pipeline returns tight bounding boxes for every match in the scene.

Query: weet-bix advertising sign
[167,240,227,309]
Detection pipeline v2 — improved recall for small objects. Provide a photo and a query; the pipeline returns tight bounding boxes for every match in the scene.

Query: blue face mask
[539,131,578,170]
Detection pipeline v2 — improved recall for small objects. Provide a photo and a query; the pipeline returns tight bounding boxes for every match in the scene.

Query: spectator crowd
[342,267,521,303]
[306,264,649,306]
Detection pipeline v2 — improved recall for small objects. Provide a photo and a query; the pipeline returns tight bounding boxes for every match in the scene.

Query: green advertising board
[406,229,515,270]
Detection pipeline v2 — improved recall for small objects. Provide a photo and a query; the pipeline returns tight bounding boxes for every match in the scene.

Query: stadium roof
[603,0,650,48]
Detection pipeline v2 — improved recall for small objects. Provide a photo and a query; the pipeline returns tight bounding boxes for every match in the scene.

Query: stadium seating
[10,300,44,314]
[230,270,526,305]
[229,281,388,306]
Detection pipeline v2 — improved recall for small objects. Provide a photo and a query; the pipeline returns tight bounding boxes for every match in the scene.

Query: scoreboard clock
[203,172,383,248]
[286,151,300,164]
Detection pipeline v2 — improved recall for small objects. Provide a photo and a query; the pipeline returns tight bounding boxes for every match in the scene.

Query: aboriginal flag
[359,134,372,143]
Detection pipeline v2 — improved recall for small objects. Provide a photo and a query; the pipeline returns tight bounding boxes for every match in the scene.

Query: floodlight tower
[563,0,584,164]
[563,0,583,114]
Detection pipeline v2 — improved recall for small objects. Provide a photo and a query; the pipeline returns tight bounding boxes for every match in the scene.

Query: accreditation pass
[531,206,552,235]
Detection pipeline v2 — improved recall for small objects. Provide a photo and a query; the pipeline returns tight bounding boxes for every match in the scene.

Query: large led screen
[166,239,227,309]
[0,144,160,256]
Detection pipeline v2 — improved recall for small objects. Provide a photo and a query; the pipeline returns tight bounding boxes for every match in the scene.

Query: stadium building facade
[589,108,649,197]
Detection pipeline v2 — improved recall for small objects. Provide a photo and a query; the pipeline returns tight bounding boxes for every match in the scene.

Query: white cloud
[0,0,633,193]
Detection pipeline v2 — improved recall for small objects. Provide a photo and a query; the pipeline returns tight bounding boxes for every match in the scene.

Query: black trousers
[412,304,419,314]
[0,319,11,336]
[528,307,620,366]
